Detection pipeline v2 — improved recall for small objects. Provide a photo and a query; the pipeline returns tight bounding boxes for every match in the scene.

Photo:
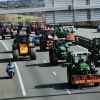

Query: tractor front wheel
[30,48,36,60]
[49,49,57,65]
[13,49,19,61]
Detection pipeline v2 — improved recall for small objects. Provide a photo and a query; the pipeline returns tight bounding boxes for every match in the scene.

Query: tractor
[66,45,100,88]
[12,31,36,60]
[49,38,69,65]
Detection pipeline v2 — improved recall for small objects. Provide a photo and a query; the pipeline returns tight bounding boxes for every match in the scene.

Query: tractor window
[19,36,28,42]
[77,53,88,62]
[94,38,100,46]
[74,54,79,63]
[67,27,75,33]
[56,40,65,47]
[73,53,89,63]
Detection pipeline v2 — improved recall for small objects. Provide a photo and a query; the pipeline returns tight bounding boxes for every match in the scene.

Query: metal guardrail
[0,5,100,14]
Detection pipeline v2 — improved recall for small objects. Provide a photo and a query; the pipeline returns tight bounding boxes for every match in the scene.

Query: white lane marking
[51,71,56,77]
[50,71,57,78]
[0,40,26,96]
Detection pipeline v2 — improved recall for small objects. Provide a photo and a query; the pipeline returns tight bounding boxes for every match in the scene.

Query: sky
[0,0,17,1]
[0,0,10,1]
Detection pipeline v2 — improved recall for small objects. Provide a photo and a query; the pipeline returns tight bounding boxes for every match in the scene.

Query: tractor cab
[67,45,92,74]
[49,39,69,64]
[68,45,90,63]
[71,51,90,64]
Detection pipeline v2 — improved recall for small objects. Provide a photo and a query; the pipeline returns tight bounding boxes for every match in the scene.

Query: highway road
[1,93,100,100]
[0,28,100,100]
[0,40,22,99]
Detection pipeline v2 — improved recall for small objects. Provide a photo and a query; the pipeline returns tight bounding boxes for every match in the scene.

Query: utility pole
[87,0,91,26]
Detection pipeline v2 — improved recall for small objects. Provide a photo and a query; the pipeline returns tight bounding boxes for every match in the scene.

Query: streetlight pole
[72,0,75,26]
[52,0,55,24]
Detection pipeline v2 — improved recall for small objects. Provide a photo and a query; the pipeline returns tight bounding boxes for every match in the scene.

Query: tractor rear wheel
[2,35,5,40]
[49,49,57,65]
[94,83,99,87]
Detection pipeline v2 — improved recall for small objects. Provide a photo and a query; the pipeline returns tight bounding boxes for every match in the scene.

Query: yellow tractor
[12,31,36,60]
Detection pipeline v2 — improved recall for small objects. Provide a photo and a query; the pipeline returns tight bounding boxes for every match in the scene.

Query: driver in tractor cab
[90,62,97,73]
[78,59,90,72]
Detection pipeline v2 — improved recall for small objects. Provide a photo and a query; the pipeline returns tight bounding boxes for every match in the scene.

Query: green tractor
[66,45,100,88]
[52,24,65,38]
[49,39,69,65]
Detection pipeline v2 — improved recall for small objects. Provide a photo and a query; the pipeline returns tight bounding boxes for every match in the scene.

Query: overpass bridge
[0,4,100,25]
[0,7,64,14]
[0,5,100,14]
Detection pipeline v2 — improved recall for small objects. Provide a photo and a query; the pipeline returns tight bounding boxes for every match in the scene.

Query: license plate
[19,44,28,54]
[72,75,100,84]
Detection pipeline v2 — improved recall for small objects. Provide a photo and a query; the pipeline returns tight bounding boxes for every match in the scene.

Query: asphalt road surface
[0,40,22,99]
[0,28,100,100]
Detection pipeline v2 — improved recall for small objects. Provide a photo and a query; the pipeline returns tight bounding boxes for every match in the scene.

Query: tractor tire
[8,71,15,79]
[71,84,79,89]
[13,49,19,61]
[2,35,5,40]
[11,33,14,39]
[30,48,36,60]
[49,49,57,65]
[40,44,46,51]
[94,83,99,87]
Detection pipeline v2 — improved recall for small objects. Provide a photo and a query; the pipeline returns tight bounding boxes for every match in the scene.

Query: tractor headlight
[29,43,35,47]
[61,51,66,55]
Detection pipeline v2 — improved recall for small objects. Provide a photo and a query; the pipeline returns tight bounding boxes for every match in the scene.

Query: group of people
[0,23,14,35]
